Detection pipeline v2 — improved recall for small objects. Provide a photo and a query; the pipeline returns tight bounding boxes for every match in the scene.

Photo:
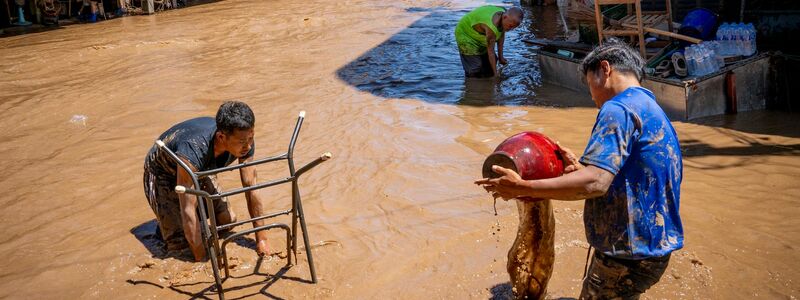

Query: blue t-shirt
[580,86,683,259]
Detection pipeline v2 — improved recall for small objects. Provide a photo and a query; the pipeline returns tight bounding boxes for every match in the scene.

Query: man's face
[585,70,606,108]
[221,128,254,158]
[502,15,521,31]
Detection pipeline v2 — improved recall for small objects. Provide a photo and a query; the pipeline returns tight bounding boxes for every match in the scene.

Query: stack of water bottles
[684,41,725,77]
[715,22,758,57]
[684,22,757,77]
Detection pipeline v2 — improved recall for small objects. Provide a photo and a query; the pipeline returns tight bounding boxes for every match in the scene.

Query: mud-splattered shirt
[144,117,255,180]
[580,86,683,259]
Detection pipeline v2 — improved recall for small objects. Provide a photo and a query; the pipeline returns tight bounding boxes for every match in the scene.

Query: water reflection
[336,4,571,106]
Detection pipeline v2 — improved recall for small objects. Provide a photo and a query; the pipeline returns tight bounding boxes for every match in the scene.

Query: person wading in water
[143,101,270,261]
[476,40,684,299]
[455,6,524,78]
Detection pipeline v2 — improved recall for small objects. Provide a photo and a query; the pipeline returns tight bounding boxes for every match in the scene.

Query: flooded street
[1,0,799,299]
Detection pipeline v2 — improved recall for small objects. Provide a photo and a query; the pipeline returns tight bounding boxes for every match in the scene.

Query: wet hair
[580,39,645,82]
[215,101,255,134]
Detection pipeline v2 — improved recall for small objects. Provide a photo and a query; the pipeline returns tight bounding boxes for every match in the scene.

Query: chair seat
[619,14,668,27]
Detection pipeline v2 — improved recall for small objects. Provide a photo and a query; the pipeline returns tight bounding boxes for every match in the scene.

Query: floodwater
[1,0,799,299]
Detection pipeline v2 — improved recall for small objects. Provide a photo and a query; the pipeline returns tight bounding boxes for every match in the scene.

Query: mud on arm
[176,159,206,261]
[239,156,269,256]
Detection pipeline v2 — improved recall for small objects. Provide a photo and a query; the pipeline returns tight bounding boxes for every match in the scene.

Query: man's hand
[498,56,508,65]
[557,142,584,174]
[256,239,269,257]
[474,165,531,200]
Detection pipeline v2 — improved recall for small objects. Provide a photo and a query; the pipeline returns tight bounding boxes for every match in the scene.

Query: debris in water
[137,260,156,269]
[70,115,88,126]
[299,240,342,251]
[227,256,240,269]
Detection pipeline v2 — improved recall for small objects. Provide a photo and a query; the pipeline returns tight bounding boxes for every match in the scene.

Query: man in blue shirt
[476,40,683,299]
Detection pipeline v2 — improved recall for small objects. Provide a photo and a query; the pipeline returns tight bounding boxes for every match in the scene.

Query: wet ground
[1,0,799,299]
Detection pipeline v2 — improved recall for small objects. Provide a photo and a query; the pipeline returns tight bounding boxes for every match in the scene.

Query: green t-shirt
[455,6,505,55]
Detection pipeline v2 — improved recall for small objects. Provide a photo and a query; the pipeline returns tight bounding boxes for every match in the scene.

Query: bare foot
[256,239,269,257]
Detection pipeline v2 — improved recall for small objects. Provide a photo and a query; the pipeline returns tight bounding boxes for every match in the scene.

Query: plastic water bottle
[732,23,742,55]
[721,24,733,56]
[696,43,720,75]
[729,23,739,56]
[702,46,714,74]
[737,23,747,55]
[696,46,709,76]
[712,41,725,68]
[741,23,749,55]
[685,47,696,76]
[705,46,717,73]
[748,23,757,56]
[706,41,721,69]
[716,23,726,42]
[716,23,727,55]
[729,23,737,56]
[742,27,752,56]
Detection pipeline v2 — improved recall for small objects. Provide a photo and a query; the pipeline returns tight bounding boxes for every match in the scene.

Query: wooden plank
[594,0,605,44]
[621,23,701,43]
[603,29,639,35]
[619,13,667,27]
[635,1,646,56]
[620,15,637,23]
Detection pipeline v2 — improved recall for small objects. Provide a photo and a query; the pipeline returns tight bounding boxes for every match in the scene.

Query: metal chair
[154,111,331,300]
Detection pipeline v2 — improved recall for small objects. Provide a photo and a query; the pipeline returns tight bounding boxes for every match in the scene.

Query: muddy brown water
[1,0,799,299]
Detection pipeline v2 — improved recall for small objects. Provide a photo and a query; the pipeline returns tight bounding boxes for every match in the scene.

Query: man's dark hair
[216,101,255,134]
[507,7,524,20]
[580,39,645,82]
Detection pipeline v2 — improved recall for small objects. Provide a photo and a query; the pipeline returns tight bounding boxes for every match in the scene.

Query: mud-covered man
[476,41,683,299]
[143,101,269,261]
[455,6,524,78]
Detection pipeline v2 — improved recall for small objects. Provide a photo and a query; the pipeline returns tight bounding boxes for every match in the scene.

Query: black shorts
[580,251,671,300]
[459,52,494,78]
[143,164,230,251]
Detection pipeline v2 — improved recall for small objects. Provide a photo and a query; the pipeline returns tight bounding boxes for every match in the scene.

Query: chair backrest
[594,0,646,56]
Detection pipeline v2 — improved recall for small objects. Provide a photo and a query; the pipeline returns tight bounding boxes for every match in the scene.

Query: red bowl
[482,131,565,181]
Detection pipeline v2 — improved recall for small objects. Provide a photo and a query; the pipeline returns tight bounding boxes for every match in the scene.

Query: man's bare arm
[522,165,615,200]
[239,156,269,256]
[475,165,615,201]
[176,160,205,261]
[498,32,506,64]
[482,24,499,76]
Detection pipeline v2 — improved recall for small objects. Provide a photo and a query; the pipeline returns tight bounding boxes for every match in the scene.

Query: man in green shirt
[455,6,524,78]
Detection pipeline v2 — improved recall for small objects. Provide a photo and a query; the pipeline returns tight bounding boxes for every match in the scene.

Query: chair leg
[665,0,674,34]
[635,1,646,57]
[594,0,604,44]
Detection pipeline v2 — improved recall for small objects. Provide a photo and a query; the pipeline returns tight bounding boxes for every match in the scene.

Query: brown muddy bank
[1,0,798,299]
